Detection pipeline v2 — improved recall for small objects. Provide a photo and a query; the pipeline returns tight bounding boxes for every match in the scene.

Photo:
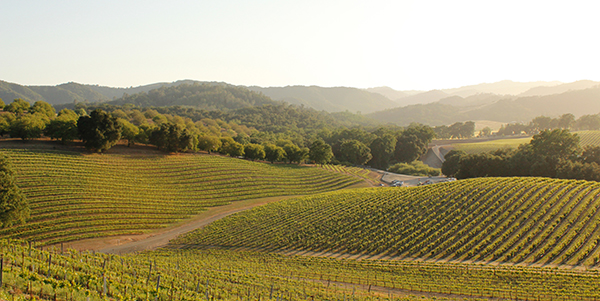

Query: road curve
[98,196,295,254]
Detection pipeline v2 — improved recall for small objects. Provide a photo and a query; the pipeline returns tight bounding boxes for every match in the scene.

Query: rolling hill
[248,85,398,114]
[519,80,599,97]
[177,177,600,267]
[368,86,600,126]
[0,148,361,246]
[107,83,278,110]
[364,86,410,100]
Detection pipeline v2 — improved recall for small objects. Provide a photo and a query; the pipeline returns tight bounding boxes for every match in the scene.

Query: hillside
[364,86,409,100]
[248,85,398,114]
[0,148,361,245]
[107,83,277,110]
[392,90,449,106]
[177,177,600,267]
[366,102,465,126]
[519,80,599,97]
[368,86,600,126]
[441,80,562,96]
[0,80,112,105]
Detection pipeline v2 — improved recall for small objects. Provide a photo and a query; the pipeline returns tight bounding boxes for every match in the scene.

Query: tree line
[496,113,600,136]
[0,98,437,170]
[443,129,600,182]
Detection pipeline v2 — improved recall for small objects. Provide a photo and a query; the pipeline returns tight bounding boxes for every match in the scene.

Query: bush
[388,161,441,176]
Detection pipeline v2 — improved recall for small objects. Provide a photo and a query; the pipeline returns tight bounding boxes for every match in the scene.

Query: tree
[4,99,30,115]
[575,114,600,131]
[149,123,194,152]
[0,114,15,136]
[0,155,29,227]
[581,146,600,165]
[244,143,266,161]
[0,98,4,108]
[77,109,122,152]
[118,119,140,146]
[531,116,554,132]
[45,113,78,143]
[441,149,466,177]
[557,113,575,129]
[530,129,581,161]
[197,135,222,153]
[30,101,56,118]
[219,137,245,157]
[264,143,286,163]
[283,143,309,164]
[338,139,372,165]
[479,127,492,137]
[309,139,333,165]
[10,113,48,140]
[394,125,434,163]
[368,134,396,169]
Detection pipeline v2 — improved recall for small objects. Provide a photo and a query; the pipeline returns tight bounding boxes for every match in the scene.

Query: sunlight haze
[1,0,598,90]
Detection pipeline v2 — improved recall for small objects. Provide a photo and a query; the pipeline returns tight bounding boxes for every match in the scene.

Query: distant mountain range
[247,85,397,114]
[1,79,599,127]
[368,85,600,126]
[0,80,397,114]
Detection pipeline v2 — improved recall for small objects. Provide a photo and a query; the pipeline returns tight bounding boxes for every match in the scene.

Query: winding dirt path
[60,196,295,254]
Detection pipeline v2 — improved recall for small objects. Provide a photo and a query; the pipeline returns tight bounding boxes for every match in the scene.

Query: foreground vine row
[1,239,600,300]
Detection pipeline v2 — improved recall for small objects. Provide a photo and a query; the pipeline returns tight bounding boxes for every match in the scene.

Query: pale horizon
[2,0,599,91]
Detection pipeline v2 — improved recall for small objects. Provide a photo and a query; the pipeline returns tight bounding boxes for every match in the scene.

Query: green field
[177,177,600,267]
[451,137,531,153]
[451,130,600,154]
[0,149,361,246]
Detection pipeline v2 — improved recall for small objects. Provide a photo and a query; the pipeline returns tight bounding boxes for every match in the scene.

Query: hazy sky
[2,0,599,90]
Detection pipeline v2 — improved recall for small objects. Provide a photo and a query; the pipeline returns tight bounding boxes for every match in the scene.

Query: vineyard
[2,238,600,300]
[320,164,379,183]
[177,177,600,267]
[0,149,361,246]
[450,131,600,154]
[451,137,531,154]
[575,130,600,148]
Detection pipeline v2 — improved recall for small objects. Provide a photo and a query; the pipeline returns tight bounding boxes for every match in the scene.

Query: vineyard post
[0,255,3,288]
[147,262,153,285]
[47,254,52,277]
[205,279,209,301]
[154,275,161,301]
[103,274,107,296]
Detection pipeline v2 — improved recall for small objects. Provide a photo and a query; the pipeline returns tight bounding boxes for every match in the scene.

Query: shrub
[388,161,441,176]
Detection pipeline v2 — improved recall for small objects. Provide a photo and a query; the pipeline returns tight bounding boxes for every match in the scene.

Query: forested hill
[247,85,398,114]
[0,81,110,105]
[1,80,398,114]
[368,85,600,126]
[107,83,278,111]
[0,80,232,105]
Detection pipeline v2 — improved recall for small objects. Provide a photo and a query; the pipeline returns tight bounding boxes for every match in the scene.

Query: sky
[1,0,599,91]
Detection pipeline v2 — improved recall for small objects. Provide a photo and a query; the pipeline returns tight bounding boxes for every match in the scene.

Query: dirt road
[62,196,295,254]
